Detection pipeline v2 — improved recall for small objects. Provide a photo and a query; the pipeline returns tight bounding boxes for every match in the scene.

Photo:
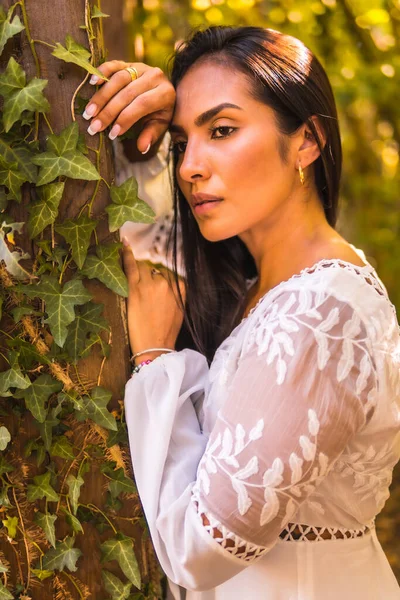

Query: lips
[191,192,223,207]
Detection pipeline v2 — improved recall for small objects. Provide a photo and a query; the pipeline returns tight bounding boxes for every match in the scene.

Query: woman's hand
[83,60,176,154]
[121,238,186,363]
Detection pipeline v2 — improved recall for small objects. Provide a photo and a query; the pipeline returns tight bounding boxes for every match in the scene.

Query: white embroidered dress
[124,256,400,600]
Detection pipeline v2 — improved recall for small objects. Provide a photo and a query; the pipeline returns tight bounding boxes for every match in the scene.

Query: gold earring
[298,163,305,185]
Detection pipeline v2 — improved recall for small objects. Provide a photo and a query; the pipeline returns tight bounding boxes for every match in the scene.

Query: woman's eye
[171,140,187,154]
[211,126,236,139]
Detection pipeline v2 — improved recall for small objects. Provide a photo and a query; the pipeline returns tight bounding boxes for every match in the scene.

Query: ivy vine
[0,2,159,598]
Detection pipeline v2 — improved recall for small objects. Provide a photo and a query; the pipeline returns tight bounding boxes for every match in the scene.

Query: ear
[296,116,326,170]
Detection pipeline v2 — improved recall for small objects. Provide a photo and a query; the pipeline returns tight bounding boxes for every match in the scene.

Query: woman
[86,27,400,599]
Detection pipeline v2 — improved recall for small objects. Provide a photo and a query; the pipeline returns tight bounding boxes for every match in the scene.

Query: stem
[42,112,54,135]
[12,486,30,590]
[84,503,117,534]
[63,572,85,599]
[31,39,56,49]
[17,0,41,77]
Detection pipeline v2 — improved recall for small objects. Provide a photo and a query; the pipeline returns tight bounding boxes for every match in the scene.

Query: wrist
[133,351,165,365]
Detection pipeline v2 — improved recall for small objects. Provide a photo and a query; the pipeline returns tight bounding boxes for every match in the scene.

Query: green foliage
[0,6,155,597]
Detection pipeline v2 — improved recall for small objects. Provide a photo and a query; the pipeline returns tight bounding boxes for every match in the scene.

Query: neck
[239,187,337,296]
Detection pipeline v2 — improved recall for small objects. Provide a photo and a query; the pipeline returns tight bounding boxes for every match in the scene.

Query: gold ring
[124,66,139,82]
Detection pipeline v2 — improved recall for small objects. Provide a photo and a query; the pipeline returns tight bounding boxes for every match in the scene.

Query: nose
[178,139,211,183]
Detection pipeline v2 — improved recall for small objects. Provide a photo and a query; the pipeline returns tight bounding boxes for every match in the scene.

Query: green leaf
[0,427,11,451]
[0,58,49,132]
[1,516,18,538]
[0,7,25,57]
[34,512,57,548]
[50,436,75,460]
[91,6,110,19]
[27,182,65,238]
[37,408,60,451]
[14,373,62,423]
[0,580,13,600]
[101,534,141,588]
[0,161,26,202]
[102,570,131,600]
[31,568,54,581]
[81,386,117,431]
[64,509,84,533]
[82,244,128,297]
[0,139,37,186]
[108,468,136,499]
[107,177,156,232]
[64,301,108,362]
[47,122,79,155]
[0,350,31,396]
[55,214,97,269]
[23,275,92,347]
[42,536,82,573]
[11,304,42,323]
[32,150,100,186]
[27,471,59,502]
[66,474,84,515]
[0,456,14,476]
[52,35,108,81]
[0,220,31,279]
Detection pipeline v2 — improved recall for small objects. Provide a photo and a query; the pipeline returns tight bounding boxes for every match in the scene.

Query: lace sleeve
[191,289,377,561]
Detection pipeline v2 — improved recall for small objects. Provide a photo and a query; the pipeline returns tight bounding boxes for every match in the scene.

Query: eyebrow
[169,102,243,133]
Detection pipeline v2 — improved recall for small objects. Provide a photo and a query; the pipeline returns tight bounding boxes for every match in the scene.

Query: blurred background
[104,0,400,578]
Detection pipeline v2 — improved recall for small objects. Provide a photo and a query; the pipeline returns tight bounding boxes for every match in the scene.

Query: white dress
[116,141,400,600]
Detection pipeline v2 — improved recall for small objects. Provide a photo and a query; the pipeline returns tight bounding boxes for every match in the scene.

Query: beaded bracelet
[131,359,153,375]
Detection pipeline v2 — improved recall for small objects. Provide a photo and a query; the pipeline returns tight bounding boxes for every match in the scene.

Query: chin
[198,223,238,243]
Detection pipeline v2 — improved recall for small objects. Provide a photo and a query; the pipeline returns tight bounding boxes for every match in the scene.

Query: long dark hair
[168,26,342,363]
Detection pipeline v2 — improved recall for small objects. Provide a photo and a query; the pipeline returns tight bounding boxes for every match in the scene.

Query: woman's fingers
[121,238,140,287]
[83,61,175,147]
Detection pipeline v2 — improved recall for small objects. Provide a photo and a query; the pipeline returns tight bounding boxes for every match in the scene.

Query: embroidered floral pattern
[190,265,400,561]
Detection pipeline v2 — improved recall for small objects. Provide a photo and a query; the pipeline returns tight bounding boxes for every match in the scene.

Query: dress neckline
[240,255,378,326]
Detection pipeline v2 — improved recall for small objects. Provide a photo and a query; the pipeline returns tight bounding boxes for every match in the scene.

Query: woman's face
[170,60,302,243]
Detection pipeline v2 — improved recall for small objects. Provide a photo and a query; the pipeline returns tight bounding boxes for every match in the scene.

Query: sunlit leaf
[27,182,65,238]
[81,386,117,431]
[106,177,156,232]
[42,536,82,572]
[66,474,84,515]
[102,570,131,600]
[55,214,97,269]
[0,427,11,451]
[0,7,25,57]
[35,512,57,548]
[101,534,141,588]
[82,243,128,297]
[14,373,62,423]
[52,35,108,80]
[27,471,59,502]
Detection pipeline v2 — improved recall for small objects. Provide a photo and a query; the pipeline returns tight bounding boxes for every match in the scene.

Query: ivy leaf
[64,510,84,534]
[31,123,100,185]
[0,158,27,202]
[0,7,25,57]
[0,140,37,183]
[91,6,110,19]
[81,386,117,431]
[27,471,59,502]
[106,177,156,232]
[108,468,136,499]
[101,534,141,588]
[64,301,108,362]
[0,456,14,476]
[0,57,49,132]
[0,350,31,396]
[11,304,42,323]
[0,580,13,600]
[0,220,31,279]
[66,474,84,515]
[55,214,97,269]
[14,373,62,423]
[50,436,75,460]
[1,516,18,538]
[42,536,82,572]
[0,427,11,451]
[27,182,65,238]
[23,275,92,347]
[34,512,57,548]
[31,568,54,581]
[82,244,128,297]
[102,570,131,600]
[37,408,59,451]
[52,35,108,81]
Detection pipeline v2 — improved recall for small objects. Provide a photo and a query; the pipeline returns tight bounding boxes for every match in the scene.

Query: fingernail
[109,124,121,141]
[141,142,151,155]
[90,75,99,84]
[87,119,102,135]
[82,103,97,120]
[122,236,130,247]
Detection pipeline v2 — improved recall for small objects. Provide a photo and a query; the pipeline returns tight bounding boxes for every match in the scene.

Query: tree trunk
[0,1,161,598]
